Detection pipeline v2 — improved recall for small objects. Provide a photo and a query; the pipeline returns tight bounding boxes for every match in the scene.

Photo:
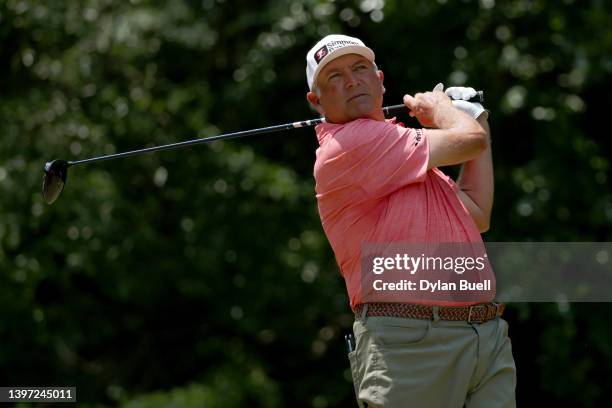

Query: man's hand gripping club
[401,83,488,170]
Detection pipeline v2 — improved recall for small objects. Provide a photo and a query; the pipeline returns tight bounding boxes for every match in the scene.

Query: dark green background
[1,0,611,406]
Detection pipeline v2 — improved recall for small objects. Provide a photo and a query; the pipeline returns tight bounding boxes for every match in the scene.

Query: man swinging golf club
[306,34,516,407]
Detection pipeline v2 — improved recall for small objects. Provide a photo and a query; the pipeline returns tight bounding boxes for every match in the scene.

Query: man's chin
[348,105,383,121]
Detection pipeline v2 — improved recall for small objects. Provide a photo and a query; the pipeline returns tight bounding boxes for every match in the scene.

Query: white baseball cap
[306,34,375,91]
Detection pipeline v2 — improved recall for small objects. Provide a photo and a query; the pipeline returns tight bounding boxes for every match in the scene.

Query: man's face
[308,53,385,124]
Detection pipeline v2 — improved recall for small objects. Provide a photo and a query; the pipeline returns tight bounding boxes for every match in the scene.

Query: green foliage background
[1,0,611,406]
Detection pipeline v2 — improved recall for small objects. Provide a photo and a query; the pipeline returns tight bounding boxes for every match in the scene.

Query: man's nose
[345,71,359,88]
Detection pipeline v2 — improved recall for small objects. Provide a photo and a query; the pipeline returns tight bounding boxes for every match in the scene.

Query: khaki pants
[348,307,516,408]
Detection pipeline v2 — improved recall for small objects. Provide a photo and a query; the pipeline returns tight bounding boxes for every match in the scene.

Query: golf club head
[42,160,69,204]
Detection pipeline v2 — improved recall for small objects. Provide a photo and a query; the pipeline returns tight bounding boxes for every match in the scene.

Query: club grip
[383,90,484,117]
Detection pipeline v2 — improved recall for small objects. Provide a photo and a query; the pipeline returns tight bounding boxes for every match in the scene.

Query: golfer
[305,35,516,407]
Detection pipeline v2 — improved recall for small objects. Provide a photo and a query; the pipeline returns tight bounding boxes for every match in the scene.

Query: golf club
[42,92,484,205]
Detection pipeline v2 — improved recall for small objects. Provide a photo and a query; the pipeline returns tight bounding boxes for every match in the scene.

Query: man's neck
[325,108,385,124]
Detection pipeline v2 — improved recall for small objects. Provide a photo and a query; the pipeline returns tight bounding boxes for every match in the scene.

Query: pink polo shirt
[313,118,495,310]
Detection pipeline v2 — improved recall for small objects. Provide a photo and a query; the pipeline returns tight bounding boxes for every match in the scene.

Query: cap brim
[311,45,375,90]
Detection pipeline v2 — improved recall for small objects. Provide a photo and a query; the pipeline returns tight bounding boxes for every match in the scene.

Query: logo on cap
[314,46,329,64]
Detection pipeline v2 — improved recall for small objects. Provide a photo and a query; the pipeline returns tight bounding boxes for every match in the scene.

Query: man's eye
[329,73,340,80]
[355,65,367,70]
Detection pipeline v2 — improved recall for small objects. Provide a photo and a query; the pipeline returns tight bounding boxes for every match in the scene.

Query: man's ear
[377,70,385,93]
[307,91,324,115]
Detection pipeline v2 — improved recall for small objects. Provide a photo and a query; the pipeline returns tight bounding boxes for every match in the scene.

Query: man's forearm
[456,114,493,230]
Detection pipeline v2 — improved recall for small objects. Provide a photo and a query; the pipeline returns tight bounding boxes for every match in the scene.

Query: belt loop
[432,306,440,322]
[360,303,369,323]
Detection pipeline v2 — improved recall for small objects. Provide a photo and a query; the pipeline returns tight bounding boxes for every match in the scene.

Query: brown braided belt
[354,302,505,323]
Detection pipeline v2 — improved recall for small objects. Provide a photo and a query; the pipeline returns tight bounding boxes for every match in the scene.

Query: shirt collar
[314,117,399,145]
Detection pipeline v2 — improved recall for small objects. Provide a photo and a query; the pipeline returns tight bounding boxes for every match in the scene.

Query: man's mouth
[347,93,368,102]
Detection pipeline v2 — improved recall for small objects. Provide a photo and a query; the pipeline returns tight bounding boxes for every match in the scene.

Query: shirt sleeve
[339,119,429,199]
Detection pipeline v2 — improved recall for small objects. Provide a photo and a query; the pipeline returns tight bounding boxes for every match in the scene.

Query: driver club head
[42,160,70,204]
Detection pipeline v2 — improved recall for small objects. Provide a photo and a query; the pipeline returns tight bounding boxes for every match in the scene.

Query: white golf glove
[444,85,487,120]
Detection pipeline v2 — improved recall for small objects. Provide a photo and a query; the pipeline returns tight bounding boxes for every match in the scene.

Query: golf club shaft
[69,119,324,166]
[69,92,484,167]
